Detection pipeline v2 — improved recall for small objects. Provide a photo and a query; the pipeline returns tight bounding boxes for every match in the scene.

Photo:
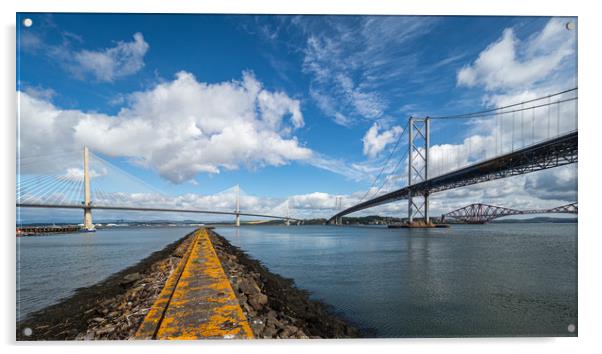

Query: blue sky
[16,14,578,221]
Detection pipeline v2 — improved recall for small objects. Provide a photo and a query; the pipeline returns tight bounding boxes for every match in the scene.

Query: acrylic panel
[16,13,578,340]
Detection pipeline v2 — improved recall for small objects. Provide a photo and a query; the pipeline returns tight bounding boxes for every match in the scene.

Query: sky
[16,14,578,222]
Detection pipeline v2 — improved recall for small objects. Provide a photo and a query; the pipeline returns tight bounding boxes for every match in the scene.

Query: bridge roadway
[15,203,302,222]
[328,130,578,223]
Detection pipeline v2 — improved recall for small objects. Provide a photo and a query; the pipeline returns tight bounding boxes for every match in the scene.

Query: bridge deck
[135,228,253,340]
[16,203,300,222]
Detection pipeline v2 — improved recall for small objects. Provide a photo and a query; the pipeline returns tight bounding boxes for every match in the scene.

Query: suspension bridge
[328,88,578,225]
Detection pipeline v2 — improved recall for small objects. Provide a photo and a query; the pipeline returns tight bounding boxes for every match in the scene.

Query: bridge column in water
[82,146,95,232]
[407,117,430,224]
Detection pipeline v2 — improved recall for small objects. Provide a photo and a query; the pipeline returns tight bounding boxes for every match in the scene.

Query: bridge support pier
[83,207,93,231]
[82,146,95,232]
[424,192,430,224]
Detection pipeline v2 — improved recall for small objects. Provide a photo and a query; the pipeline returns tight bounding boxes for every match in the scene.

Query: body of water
[215,223,577,337]
[16,227,196,321]
[16,223,577,337]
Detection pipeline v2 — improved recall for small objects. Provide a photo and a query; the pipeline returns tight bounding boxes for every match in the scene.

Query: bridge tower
[407,117,431,224]
[235,184,240,227]
[334,196,343,225]
[285,199,291,226]
[82,146,95,232]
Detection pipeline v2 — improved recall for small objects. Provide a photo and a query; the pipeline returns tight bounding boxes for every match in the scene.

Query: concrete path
[135,228,254,340]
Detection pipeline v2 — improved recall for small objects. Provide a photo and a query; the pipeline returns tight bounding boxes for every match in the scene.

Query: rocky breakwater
[208,229,360,339]
[17,232,195,341]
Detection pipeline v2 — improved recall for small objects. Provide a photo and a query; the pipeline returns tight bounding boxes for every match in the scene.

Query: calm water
[16,227,196,321]
[215,224,577,337]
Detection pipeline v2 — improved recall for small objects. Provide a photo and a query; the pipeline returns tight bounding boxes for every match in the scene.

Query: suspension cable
[358,120,409,203]
[429,87,577,120]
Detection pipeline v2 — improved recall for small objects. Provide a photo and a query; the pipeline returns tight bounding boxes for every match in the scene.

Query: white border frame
[3,1,600,353]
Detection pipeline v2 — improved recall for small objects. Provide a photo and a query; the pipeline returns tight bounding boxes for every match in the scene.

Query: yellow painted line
[135,231,199,339]
[135,228,253,340]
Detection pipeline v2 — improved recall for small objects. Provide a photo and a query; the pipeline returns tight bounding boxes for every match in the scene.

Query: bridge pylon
[82,146,95,232]
[235,184,240,227]
[407,117,431,224]
[285,199,290,226]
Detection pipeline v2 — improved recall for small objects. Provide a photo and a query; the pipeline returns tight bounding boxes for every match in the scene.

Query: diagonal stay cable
[90,152,170,198]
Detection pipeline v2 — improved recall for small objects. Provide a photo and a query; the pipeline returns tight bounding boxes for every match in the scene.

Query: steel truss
[408,117,430,222]
[442,202,578,224]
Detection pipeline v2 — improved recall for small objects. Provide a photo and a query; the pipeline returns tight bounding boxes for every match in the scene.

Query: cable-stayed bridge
[328,88,578,224]
[17,148,301,231]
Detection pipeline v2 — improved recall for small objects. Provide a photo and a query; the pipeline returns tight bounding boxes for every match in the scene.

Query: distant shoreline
[16,216,577,230]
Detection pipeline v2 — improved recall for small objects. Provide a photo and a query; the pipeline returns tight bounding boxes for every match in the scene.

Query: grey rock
[248,293,268,311]
[266,310,278,321]
[288,325,299,333]
[263,325,278,338]
[121,272,143,285]
[96,325,116,336]
[296,330,309,339]
[250,320,265,335]
[266,316,282,329]
[238,278,260,295]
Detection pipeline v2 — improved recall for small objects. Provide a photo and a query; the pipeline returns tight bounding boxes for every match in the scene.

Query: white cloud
[362,123,403,158]
[524,167,577,201]
[73,32,149,82]
[336,74,384,119]
[63,167,107,181]
[299,17,437,126]
[457,18,575,91]
[22,30,149,83]
[18,71,314,183]
[22,86,56,101]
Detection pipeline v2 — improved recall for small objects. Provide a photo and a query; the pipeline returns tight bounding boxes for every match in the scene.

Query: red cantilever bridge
[441,202,577,224]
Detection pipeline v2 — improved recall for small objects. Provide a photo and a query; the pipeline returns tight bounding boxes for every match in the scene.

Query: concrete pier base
[388,221,450,229]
